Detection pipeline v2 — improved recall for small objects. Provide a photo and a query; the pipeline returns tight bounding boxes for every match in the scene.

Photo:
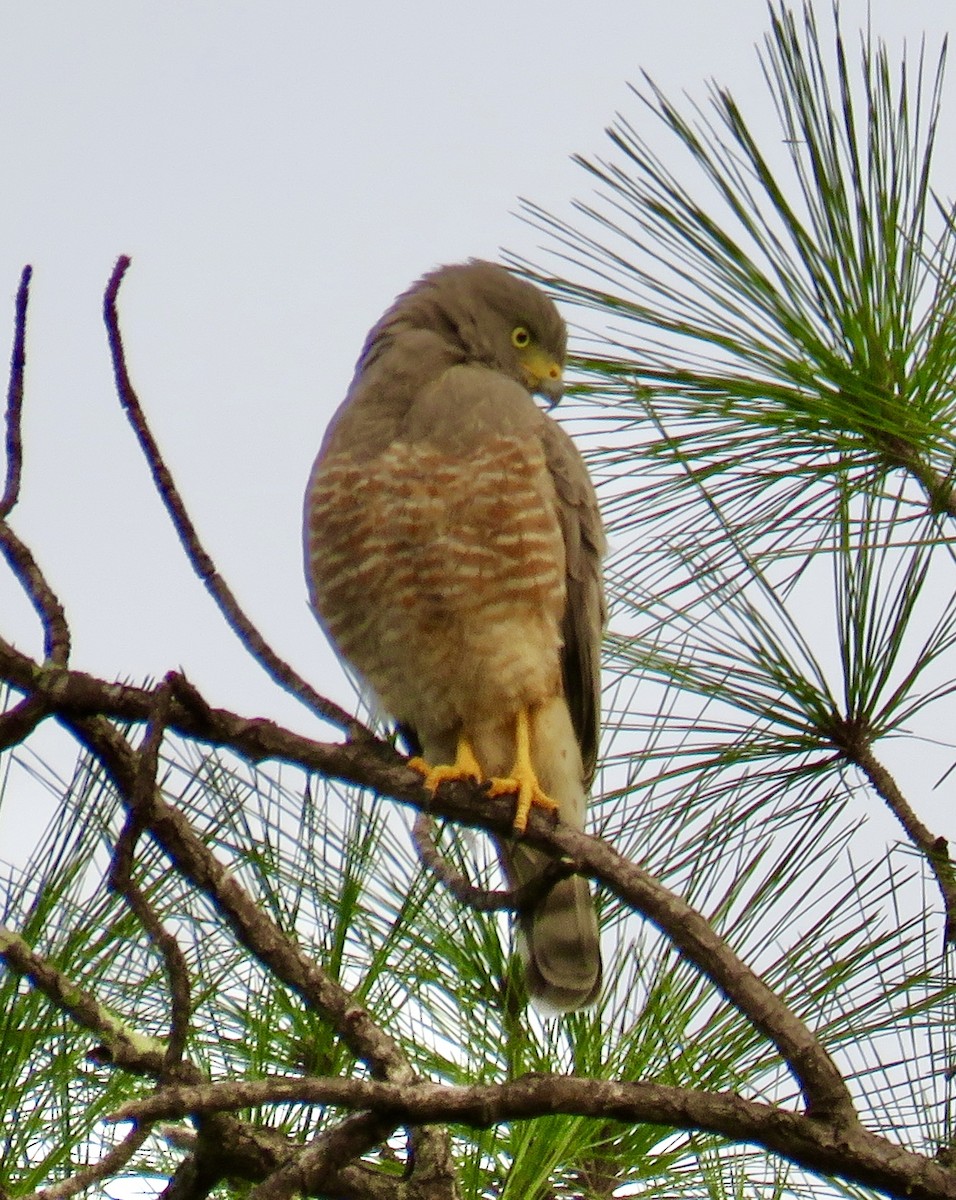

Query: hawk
[304,261,605,1010]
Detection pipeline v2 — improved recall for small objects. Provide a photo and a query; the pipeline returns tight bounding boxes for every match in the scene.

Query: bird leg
[488,707,560,834]
[408,736,483,793]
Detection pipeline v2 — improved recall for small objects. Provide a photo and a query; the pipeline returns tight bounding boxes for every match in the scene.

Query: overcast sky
[0,2,953,844]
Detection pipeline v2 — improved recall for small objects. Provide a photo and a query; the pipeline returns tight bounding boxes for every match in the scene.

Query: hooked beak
[520,350,565,406]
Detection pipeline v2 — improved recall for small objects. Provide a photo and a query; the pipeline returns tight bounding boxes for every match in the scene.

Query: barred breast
[304,433,566,745]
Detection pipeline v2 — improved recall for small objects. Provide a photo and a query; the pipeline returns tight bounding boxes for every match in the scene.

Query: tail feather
[501,839,602,1012]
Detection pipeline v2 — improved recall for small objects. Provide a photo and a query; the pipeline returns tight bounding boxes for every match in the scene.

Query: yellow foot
[408,736,483,794]
[487,708,560,834]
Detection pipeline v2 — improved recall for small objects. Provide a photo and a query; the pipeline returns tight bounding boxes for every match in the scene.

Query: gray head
[361,260,567,403]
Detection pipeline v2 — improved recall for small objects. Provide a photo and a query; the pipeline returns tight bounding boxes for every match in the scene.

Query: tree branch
[0,691,46,751]
[828,712,956,944]
[69,708,415,1086]
[0,522,70,664]
[1,264,30,519]
[113,1073,956,1200]
[0,924,167,1074]
[108,682,192,1071]
[102,256,363,737]
[0,262,69,665]
[0,263,68,748]
[24,1123,153,1200]
[65,703,459,1195]
[0,632,853,1122]
[247,1114,401,1200]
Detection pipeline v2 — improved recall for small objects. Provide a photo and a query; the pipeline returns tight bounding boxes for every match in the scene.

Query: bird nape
[304,260,605,1012]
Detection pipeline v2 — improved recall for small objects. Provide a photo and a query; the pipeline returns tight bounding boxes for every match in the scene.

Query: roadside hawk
[304,261,605,1011]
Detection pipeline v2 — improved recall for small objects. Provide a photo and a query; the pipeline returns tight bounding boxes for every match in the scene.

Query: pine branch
[114,1073,956,1200]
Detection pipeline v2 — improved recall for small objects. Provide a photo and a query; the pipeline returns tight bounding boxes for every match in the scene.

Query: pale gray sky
[0,0,951,750]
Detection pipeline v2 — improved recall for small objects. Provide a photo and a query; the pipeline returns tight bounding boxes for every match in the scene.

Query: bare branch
[247,1114,400,1200]
[0,268,70,667]
[860,744,956,943]
[113,1073,955,1200]
[1,265,31,518]
[24,1124,153,1200]
[0,923,166,1074]
[0,631,853,1122]
[102,256,363,737]
[0,522,70,664]
[109,682,192,1070]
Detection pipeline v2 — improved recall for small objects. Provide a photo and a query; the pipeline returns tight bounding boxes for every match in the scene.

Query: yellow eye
[511,325,531,349]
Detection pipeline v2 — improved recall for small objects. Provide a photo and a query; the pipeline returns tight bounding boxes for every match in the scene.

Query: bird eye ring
[511,326,531,348]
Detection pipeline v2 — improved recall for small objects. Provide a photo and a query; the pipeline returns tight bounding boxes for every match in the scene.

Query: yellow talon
[487,708,560,834]
[409,736,483,793]
[409,714,559,835]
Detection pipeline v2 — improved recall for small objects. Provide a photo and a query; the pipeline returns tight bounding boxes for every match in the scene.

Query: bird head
[385,260,568,404]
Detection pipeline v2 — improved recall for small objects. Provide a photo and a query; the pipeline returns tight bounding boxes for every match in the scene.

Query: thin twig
[0,522,69,663]
[24,1123,153,1200]
[102,256,362,737]
[856,743,956,945]
[826,711,956,944]
[0,923,166,1074]
[412,812,577,913]
[0,263,70,667]
[1,264,31,518]
[0,267,63,745]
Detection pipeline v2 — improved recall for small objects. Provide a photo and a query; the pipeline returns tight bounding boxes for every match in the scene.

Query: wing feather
[539,419,606,785]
